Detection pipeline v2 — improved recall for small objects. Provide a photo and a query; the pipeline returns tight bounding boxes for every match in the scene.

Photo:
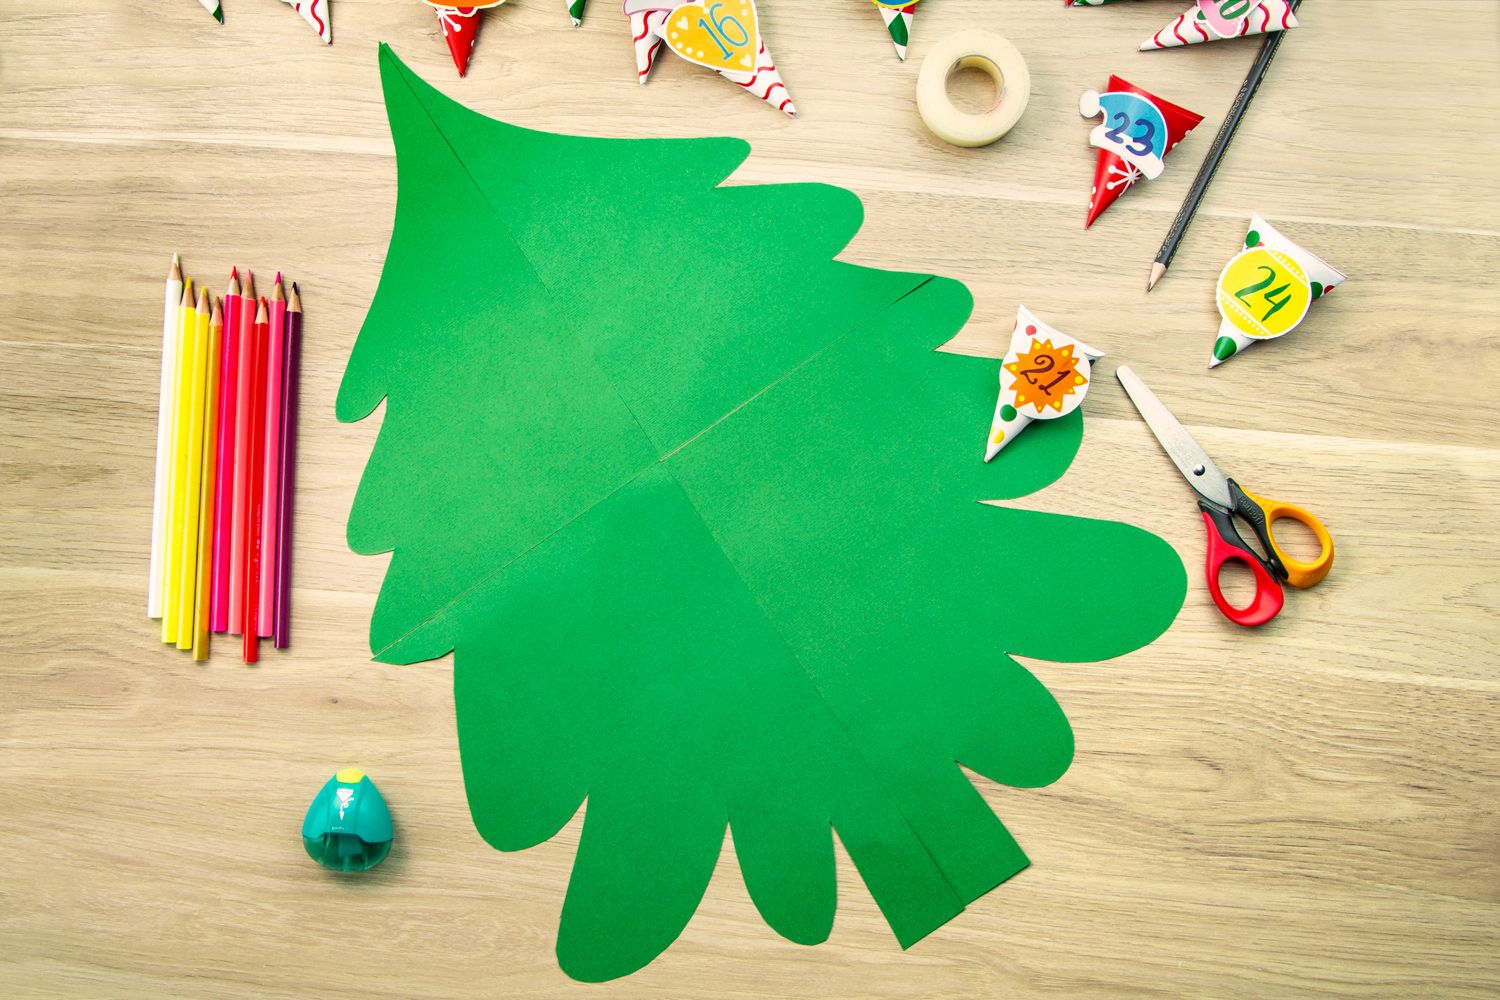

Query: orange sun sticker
[1004,339,1088,413]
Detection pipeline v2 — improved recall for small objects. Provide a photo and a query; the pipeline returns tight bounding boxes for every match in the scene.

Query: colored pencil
[257,276,288,637]
[1147,0,1302,292]
[193,299,224,660]
[176,288,213,649]
[210,268,242,631]
[274,283,303,648]
[228,272,256,633]
[149,254,182,619]
[243,297,270,664]
[162,279,195,643]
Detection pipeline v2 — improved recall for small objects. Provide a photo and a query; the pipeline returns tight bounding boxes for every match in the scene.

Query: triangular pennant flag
[277,0,331,43]
[873,2,919,61]
[1142,0,1299,50]
[568,0,587,26]
[986,306,1103,461]
[433,6,481,76]
[1211,215,1346,367]
[626,0,796,117]
[423,1,504,76]
[1079,75,1201,227]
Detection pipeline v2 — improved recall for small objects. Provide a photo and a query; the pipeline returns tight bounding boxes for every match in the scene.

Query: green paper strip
[341,45,1187,983]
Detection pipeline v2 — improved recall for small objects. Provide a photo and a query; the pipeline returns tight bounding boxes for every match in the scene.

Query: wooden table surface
[3,1,1498,997]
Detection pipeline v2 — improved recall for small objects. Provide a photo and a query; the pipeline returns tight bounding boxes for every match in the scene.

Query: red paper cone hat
[436,7,481,77]
[1084,75,1203,227]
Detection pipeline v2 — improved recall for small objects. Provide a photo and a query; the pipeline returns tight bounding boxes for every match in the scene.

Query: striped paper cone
[1142,0,1299,50]
[876,3,917,61]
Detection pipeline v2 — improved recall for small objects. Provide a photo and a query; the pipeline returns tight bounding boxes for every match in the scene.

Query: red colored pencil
[210,267,242,631]
[243,297,270,664]
[257,275,288,637]
[273,283,302,649]
[228,272,256,634]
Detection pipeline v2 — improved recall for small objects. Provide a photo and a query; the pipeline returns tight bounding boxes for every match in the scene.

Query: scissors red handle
[1198,505,1284,627]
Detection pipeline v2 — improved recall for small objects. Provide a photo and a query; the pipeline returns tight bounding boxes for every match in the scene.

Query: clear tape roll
[916,32,1031,148]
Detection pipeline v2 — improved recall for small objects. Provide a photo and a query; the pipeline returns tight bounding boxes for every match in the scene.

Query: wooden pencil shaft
[1154,0,1302,270]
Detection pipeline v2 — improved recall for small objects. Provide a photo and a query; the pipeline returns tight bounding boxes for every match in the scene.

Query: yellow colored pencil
[176,287,213,649]
[162,278,194,644]
[193,299,224,661]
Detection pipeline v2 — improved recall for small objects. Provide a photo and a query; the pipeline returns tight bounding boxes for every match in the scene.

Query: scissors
[1116,366,1334,627]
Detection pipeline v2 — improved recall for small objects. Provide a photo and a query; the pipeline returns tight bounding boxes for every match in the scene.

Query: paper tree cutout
[1143,0,1299,50]
[871,1,920,61]
[567,0,587,25]
[278,0,331,43]
[626,0,795,116]
[986,306,1103,461]
[342,45,1187,982]
[424,1,504,76]
[1212,214,1346,367]
[1080,75,1201,227]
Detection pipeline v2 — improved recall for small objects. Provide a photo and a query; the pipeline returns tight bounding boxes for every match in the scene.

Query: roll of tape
[916,32,1031,148]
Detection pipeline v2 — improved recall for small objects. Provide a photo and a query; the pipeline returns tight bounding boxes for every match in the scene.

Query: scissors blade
[1115,366,1233,509]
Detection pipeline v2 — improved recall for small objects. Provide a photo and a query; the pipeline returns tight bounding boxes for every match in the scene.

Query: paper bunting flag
[1143,0,1299,50]
[986,306,1103,461]
[872,1,919,61]
[424,1,505,76]
[196,0,224,24]
[1079,75,1201,228]
[626,0,796,117]
[568,0,588,25]
[278,0,331,43]
[1211,215,1345,367]
[1065,0,1130,5]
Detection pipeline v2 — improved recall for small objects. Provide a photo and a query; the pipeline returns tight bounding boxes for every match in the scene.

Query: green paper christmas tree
[340,45,1187,983]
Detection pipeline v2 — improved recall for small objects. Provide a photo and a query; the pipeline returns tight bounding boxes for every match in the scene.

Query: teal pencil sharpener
[301,769,393,872]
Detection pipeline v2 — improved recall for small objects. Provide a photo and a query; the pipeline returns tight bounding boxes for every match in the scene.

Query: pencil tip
[1147,262,1166,292]
[275,271,283,286]
[170,254,182,281]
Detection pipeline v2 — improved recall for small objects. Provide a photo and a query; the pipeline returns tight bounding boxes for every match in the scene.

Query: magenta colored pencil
[273,284,302,648]
[209,270,242,631]
[256,276,288,637]
[227,272,257,634]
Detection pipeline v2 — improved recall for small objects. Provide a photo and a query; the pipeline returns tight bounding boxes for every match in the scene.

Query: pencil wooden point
[271,278,286,302]
[1147,262,1166,292]
[197,285,210,312]
[228,267,241,297]
[256,297,269,323]
[289,283,302,311]
[211,297,224,326]
[180,280,193,308]
[170,254,182,282]
[275,271,283,286]
[243,270,256,300]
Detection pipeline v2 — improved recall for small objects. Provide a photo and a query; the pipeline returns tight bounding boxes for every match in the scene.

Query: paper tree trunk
[342,45,1187,983]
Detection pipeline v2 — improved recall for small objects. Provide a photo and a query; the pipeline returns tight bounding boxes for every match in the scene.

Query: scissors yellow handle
[1239,488,1334,589]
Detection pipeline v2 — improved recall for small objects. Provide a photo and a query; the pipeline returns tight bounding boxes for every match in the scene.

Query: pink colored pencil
[209,268,242,631]
[227,272,256,634]
[243,297,270,664]
[273,283,302,648]
[256,275,288,637]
